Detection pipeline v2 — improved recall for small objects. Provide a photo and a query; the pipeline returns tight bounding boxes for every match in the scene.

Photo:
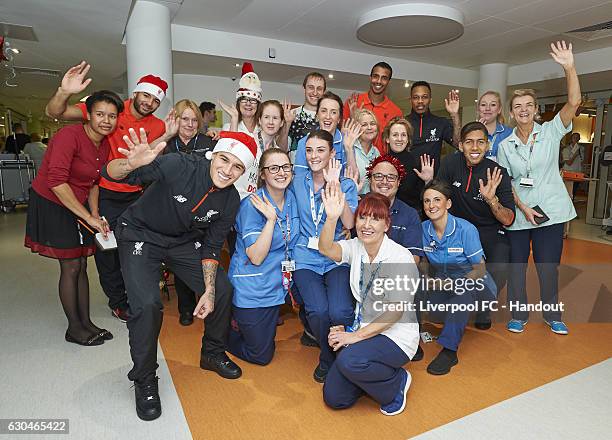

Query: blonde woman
[476,91,512,162]
[352,108,380,194]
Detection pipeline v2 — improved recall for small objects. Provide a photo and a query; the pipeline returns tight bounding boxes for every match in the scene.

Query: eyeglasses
[263,164,292,174]
[371,172,398,182]
[239,98,259,105]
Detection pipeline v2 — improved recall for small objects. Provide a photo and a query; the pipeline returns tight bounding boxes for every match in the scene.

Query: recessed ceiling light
[328,73,334,79]
[357,4,464,48]
[10,48,20,54]
[235,63,240,67]
[404,81,410,88]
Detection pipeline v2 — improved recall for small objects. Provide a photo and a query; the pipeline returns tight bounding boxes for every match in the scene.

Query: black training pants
[94,189,141,310]
[118,238,233,382]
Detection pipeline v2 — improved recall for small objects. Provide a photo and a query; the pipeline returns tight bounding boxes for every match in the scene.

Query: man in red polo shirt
[46,61,175,322]
[342,62,403,154]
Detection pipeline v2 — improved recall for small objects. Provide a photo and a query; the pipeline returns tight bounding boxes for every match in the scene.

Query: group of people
[24,40,579,421]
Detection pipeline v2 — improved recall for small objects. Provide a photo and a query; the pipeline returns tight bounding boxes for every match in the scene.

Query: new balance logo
[174,195,187,203]
[133,242,144,255]
[452,181,461,187]
[194,241,202,250]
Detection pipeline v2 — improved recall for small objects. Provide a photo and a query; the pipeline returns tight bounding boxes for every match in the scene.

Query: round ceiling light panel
[357,3,464,48]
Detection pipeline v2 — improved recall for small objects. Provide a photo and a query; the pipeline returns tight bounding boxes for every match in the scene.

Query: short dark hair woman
[25,90,123,346]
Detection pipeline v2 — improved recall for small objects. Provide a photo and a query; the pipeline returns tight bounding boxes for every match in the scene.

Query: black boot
[134,376,161,421]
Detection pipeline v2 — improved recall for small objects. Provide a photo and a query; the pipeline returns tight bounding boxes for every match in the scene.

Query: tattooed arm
[194,260,218,319]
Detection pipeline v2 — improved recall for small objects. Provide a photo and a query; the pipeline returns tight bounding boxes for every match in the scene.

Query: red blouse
[32,124,110,206]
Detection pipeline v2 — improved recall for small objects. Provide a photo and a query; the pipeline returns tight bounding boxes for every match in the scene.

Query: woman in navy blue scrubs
[319,189,420,416]
[291,129,358,382]
[228,148,300,365]
[420,180,497,375]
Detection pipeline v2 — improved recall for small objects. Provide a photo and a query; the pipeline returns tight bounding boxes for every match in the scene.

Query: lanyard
[514,132,537,177]
[308,180,325,236]
[176,134,198,154]
[262,188,291,260]
[349,260,382,331]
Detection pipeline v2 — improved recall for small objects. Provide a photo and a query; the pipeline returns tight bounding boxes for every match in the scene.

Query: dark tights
[58,257,102,339]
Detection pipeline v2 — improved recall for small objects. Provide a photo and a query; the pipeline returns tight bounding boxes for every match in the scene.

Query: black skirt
[25,188,96,259]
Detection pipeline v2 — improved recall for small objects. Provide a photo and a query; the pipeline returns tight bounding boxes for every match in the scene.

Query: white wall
[174,73,355,124]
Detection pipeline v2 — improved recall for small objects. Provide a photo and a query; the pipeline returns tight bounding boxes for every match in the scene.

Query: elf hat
[133,74,168,101]
[209,131,258,169]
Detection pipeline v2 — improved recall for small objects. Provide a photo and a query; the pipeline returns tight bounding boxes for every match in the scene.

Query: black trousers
[507,223,564,322]
[175,275,197,315]
[94,189,141,310]
[476,225,511,293]
[118,238,233,382]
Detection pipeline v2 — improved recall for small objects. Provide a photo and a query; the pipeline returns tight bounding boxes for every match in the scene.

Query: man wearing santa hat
[46,61,179,324]
[102,129,257,421]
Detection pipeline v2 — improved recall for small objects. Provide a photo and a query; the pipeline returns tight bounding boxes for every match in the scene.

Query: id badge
[307,236,319,250]
[281,260,296,272]
[519,177,534,187]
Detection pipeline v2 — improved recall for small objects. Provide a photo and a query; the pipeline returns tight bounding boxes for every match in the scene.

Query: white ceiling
[1,0,611,119]
[173,0,612,68]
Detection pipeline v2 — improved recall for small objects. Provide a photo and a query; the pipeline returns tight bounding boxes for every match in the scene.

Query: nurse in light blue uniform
[228,149,300,365]
[291,129,359,383]
[294,91,353,176]
[420,180,496,376]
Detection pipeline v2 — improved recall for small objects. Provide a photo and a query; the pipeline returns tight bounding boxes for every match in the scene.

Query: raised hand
[218,99,239,121]
[344,166,364,193]
[118,127,166,170]
[250,193,277,222]
[321,180,345,220]
[164,108,179,137]
[479,167,502,203]
[414,154,435,183]
[445,89,460,115]
[322,158,342,183]
[342,118,365,150]
[282,99,295,125]
[550,40,574,70]
[347,92,362,118]
[59,61,92,95]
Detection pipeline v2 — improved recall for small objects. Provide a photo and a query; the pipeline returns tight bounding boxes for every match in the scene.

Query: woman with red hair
[318,188,420,416]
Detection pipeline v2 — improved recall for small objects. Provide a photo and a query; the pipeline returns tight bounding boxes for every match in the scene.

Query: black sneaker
[427,348,458,375]
[179,312,194,326]
[313,363,328,383]
[412,344,424,362]
[475,311,492,330]
[200,352,242,379]
[134,376,161,421]
[300,330,319,347]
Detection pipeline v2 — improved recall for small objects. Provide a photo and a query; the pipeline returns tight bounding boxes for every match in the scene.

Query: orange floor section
[159,237,612,440]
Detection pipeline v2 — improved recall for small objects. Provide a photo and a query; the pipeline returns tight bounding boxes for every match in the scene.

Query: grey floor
[0,210,192,440]
[413,359,612,440]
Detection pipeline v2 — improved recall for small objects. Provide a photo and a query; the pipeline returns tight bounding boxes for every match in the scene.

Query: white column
[478,63,509,107]
[126,0,173,116]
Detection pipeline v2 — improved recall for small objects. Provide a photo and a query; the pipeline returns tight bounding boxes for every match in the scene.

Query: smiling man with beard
[46,62,176,324]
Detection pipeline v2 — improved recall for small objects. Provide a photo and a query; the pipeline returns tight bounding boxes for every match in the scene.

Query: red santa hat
[133,74,168,101]
[209,131,258,169]
[236,62,262,102]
